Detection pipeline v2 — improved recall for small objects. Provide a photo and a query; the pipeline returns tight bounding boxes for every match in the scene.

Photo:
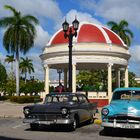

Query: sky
[0,0,140,81]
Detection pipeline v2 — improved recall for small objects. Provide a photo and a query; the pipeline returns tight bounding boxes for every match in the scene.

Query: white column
[116,69,120,88]
[64,69,67,91]
[108,63,112,102]
[45,65,49,94]
[125,66,129,87]
[72,63,76,93]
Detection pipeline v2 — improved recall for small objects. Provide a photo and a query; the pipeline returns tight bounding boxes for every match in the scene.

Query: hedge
[0,96,10,101]
[10,96,42,103]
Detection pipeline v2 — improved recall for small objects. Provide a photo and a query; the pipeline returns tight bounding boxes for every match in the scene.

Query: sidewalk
[0,101,102,121]
[0,101,33,118]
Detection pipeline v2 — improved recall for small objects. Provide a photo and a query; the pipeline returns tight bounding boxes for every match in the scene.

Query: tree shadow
[100,128,140,139]
[0,136,25,140]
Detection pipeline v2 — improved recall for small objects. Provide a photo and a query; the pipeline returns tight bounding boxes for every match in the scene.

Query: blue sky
[0,0,140,80]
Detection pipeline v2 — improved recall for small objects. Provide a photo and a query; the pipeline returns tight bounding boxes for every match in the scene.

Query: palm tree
[5,54,15,72]
[0,5,39,95]
[107,20,133,46]
[19,57,34,83]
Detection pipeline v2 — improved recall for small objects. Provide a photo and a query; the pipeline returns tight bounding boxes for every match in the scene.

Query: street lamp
[57,69,62,86]
[62,17,79,92]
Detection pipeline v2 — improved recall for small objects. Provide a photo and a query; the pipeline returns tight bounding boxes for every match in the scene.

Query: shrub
[0,96,10,101]
[10,96,42,103]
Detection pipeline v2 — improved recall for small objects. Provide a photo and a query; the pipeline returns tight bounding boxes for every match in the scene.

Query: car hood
[27,102,74,113]
[106,100,140,116]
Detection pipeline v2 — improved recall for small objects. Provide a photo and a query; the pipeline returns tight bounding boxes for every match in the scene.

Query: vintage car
[101,87,140,133]
[23,92,97,131]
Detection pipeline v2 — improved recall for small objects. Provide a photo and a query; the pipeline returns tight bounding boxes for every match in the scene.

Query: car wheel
[30,123,39,130]
[69,117,77,131]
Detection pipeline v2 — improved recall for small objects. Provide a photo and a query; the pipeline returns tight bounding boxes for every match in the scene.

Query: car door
[77,95,91,122]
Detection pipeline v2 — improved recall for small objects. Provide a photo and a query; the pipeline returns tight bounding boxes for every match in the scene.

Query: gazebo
[40,22,130,106]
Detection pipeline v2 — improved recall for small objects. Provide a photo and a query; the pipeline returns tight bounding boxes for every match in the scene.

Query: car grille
[30,114,62,121]
[108,115,140,124]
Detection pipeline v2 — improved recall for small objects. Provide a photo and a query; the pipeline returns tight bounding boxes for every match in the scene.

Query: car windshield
[44,94,70,103]
[112,90,140,100]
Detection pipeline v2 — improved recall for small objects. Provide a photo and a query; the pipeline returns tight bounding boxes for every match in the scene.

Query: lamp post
[62,17,79,92]
[57,69,62,86]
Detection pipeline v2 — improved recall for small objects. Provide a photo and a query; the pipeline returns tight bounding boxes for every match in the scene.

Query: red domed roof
[48,23,126,47]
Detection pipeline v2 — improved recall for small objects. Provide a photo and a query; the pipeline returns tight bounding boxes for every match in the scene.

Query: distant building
[49,80,64,87]
[135,77,140,84]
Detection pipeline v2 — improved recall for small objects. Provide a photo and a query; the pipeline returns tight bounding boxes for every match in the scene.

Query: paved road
[0,118,140,140]
[0,101,101,120]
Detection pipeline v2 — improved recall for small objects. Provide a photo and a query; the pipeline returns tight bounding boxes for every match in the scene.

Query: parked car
[101,87,140,134]
[23,92,97,131]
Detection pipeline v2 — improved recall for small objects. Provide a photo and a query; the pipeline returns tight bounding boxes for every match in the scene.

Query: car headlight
[24,108,30,115]
[102,108,109,116]
[61,108,68,115]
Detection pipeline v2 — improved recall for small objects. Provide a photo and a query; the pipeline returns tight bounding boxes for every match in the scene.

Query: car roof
[114,87,140,92]
[47,92,85,96]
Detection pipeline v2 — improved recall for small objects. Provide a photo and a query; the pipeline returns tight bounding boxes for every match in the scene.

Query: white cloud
[80,0,140,28]
[34,25,50,48]
[80,0,97,11]
[129,45,140,76]
[0,0,62,22]
[23,53,43,80]
[0,53,11,74]
[0,0,61,49]
[129,45,140,62]
[25,53,57,80]
[55,9,102,30]
[0,25,50,49]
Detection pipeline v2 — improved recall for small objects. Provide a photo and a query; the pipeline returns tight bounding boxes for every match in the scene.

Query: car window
[78,96,83,102]
[78,95,88,103]
[132,91,140,100]
[52,96,58,102]
[72,96,78,102]
[82,96,89,103]
[59,96,69,102]
[45,96,52,103]
[112,90,140,100]
[112,91,131,100]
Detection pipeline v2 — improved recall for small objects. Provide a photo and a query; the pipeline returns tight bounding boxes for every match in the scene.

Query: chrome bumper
[23,118,73,125]
[102,121,140,129]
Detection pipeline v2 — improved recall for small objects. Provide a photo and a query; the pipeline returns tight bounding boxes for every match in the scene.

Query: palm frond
[4,5,18,15]
[119,20,128,29]
[19,56,34,76]
[22,15,39,25]
[124,29,134,38]
[125,35,131,46]
[111,26,119,33]
[0,17,15,27]
[107,21,117,27]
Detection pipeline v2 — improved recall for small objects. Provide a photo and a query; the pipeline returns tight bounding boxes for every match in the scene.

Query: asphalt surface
[0,118,140,140]
[1,101,140,140]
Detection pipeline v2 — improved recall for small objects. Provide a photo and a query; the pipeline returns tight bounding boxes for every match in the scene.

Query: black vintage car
[23,93,97,131]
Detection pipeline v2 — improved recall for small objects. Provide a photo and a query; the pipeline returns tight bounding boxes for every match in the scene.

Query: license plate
[23,119,35,123]
[121,124,135,129]
[40,121,54,125]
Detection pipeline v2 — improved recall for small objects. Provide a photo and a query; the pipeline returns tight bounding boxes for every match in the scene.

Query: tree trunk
[11,62,14,73]
[16,48,20,96]
[25,72,27,84]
